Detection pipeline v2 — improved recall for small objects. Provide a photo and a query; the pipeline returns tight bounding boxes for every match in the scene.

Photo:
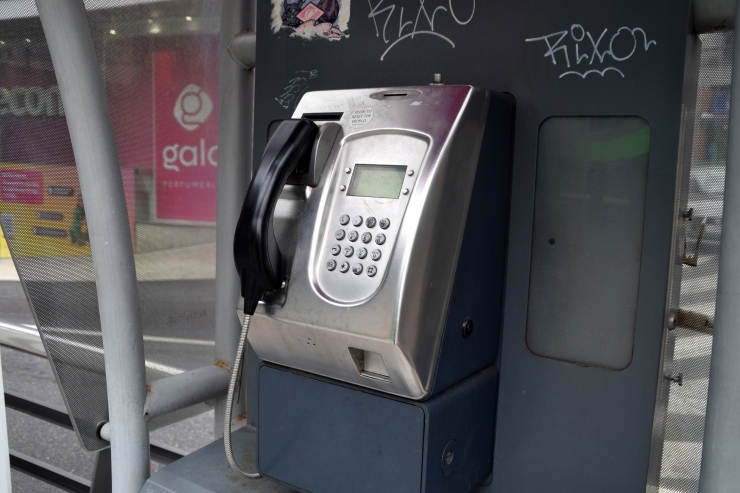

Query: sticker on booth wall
[350,107,373,128]
[271,0,350,40]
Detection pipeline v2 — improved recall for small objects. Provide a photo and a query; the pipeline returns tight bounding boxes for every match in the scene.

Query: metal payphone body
[249,85,513,400]
[234,85,514,492]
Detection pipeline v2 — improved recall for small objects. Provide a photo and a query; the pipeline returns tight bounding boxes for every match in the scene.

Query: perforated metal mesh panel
[654,32,732,493]
[88,0,221,386]
[0,0,220,451]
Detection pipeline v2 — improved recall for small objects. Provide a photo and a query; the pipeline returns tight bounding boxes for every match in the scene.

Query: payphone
[230,85,514,493]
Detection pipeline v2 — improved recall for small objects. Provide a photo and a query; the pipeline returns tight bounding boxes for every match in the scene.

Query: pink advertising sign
[154,46,219,223]
[0,170,43,205]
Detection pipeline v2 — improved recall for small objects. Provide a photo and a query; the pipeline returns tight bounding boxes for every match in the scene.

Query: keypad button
[365,217,377,228]
[339,261,350,273]
[371,249,382,261]
[367,265,377,277]
[357,247,367,259]
[352,263,363,275]
[326,260,337,271]
[339,214,350,225]
[330,244,341,256]
[379,218,390,229]
[352,215,364,227]
[375,233,386,245]
[343,246,354,257]
[348,231,359,242]
[361,232,372,243]
[335,229,346,240]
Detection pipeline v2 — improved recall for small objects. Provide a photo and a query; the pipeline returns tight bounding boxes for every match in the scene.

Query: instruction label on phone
[350,107,374,128]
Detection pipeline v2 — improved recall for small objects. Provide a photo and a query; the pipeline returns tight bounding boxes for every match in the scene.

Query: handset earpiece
[234,118,318,314]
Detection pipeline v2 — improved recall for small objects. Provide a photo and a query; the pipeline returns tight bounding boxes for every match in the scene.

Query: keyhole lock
[441,440,457,475]
[462,317,474,338]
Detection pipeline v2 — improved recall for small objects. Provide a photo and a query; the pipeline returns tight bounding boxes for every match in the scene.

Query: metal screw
[432,73,443,85]
[407,170,414,176]
[445,450,454,464]
[345,167,351,174]
[402,188,409,195]
[340,185,346,191]
[667,313,676,331]
[462,317,473,338]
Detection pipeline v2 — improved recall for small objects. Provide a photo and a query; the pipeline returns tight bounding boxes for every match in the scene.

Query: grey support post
[699,1,740,491]
[36,1,150,491]
[214,0,256,436]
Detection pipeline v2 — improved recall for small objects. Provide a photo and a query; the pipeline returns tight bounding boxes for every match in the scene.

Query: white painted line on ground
[0,321,184,375]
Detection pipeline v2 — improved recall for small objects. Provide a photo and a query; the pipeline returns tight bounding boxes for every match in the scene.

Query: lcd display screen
[346,164,407,199]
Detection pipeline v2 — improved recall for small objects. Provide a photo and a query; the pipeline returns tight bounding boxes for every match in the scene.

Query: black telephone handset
[234,119,318,315]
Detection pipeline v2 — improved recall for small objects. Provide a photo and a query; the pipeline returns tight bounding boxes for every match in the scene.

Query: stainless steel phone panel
[313,132,428,304]
[248,85,490,400]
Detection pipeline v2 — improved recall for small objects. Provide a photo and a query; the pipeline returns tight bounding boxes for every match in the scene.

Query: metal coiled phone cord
[224,314,261,479]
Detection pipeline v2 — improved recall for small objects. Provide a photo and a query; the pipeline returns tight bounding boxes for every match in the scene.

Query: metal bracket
[676,308,714,333]
[683,217,707,266]
[665,373,684,386]
[228,31,256,70]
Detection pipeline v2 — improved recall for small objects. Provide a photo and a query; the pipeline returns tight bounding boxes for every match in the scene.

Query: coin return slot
[348,348,391,382]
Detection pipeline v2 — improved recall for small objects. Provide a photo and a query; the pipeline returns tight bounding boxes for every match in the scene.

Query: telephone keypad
[326,212,389,282]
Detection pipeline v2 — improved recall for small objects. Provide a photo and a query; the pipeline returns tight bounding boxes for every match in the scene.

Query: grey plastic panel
[526,116,650,371]
[257,364,498,493]
[259,365,425,492]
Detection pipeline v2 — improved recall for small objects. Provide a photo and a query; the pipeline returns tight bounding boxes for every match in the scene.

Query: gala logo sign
[173,84,213,131]
[154,48,219,223]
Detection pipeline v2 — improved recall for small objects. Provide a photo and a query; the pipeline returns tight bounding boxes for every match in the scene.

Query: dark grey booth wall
[253,1,692,492]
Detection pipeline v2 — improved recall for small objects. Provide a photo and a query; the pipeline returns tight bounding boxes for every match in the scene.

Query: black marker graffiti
[367,0,475,61]
[275,70,319,110]
[526,25,656,78]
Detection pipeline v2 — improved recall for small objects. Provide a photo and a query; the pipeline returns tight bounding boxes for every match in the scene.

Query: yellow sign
[0,163,91,258]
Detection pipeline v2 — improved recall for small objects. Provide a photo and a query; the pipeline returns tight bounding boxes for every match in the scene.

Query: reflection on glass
[0,2,223,450]
[526,116,651,371]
